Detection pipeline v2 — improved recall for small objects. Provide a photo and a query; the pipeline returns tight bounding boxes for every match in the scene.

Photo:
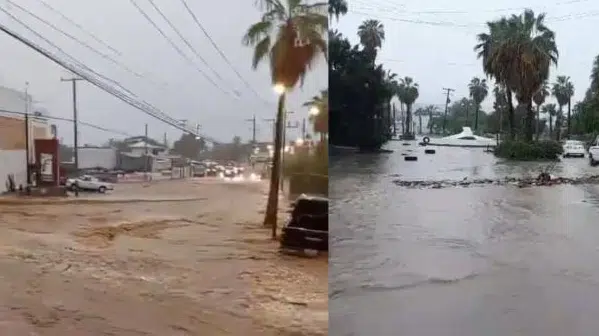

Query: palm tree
[243,0,327,237]
[552,76,574,140]
[424,105,440,134]
[303,89,328,141]
[357,19,384,62]
[414,107,425,135]
[542,103,557,138]
[468,77,489,132]
[328,0,348,22]
[533,81,550,140]
[591,55,599,95]
[475,10,558,142]
[396,77,419,137]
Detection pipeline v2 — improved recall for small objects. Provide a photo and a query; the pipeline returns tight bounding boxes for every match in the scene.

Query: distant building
[0,86,53,191]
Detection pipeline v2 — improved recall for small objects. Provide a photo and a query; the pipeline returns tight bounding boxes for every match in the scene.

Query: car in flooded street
[562,140,586,158]
[66,175,114,193]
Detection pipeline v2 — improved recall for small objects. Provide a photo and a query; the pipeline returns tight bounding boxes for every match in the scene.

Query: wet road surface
[0,179,327,335]
[330,142,599,336]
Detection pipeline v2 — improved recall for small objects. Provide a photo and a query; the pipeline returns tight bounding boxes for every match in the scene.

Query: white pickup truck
[66,175,114,193]
[588,137,599,166]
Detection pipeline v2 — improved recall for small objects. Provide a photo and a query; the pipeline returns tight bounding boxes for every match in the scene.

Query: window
[458,136,476,140]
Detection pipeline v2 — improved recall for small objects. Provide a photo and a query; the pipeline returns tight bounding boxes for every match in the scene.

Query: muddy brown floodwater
[0,178,327,335]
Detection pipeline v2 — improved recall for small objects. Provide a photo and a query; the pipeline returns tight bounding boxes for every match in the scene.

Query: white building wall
[0,150,26,192]
[78,147,118,170]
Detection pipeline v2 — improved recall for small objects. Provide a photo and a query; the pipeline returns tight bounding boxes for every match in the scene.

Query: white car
[66,175,114,193]
[562,140,585,158]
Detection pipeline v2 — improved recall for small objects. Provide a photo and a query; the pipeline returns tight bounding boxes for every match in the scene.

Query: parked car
[563,140,585,158]
[280,194,328,253]
[66,175,114,193]
[222,166,237,178]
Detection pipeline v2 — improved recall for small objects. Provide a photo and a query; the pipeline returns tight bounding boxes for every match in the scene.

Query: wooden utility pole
[144,123,149,180]
[442,87,455,135]
[246,114,257,144]
[61,76,84,173]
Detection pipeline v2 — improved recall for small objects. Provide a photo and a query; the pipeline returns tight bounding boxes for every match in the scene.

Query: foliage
[283,144,327,177]
[303,89,328,135]
[494,140,563,161]
[475,9,558,142]
[429,98,489,134]
[329,28,394,149]
[172,133,206,160]
[357,19,384,62]
[396,77,419,136]
[552,75,575,140]
[328,0,348,22]
[468,77,488,131]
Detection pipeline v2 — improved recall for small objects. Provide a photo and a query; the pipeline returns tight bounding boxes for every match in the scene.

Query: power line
[0,109,132,137]
[145,0,224,83]
[354,0,591,15]
[178,0,274,106]
[0,7,220,144]
[0,5,138,98]
[6,0,166,89]
[348,7,599,29]
[127,0,231,98]
[32,0,122,56]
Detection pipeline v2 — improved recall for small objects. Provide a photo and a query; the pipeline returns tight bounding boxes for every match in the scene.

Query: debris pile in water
[392,174,599,189]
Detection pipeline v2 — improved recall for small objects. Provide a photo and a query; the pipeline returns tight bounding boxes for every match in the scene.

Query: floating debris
[392,174,599,189]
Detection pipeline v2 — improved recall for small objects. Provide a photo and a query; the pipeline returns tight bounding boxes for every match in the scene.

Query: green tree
[468,77,489,131]
[328,0,348,21]
[552,76,574,140]
[542,103,557,138]
[357,19,384,62]
[397,77,419,137]
[243,0,327,236]
[172,133,206,159]
[533,81,549,140]
[475,9,558,142]
[303,89,328,140]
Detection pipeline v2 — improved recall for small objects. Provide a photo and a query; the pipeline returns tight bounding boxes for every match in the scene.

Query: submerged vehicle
[421,127,497,148]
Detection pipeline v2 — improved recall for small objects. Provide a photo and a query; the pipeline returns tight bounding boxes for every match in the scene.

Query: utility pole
[263,118,275,143]
[144,123,149,180]
[246,114,257,144]
[301,118,306,139]
[24,82,31,185]
[442,87,455,135]
[392,103,397,136]
[61,76,84,174]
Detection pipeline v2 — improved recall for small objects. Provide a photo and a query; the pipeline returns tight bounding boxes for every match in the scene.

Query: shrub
[494,140,563,161]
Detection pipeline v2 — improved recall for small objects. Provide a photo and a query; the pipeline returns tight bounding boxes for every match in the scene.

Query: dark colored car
[280,194,328,252]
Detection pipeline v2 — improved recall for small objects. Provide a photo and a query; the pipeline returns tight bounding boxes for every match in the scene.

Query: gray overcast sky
[334,0,597,112]
[0,0,326,145]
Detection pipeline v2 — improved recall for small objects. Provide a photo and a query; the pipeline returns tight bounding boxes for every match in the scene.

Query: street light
[309,106,319,116]
[273,83,286,95]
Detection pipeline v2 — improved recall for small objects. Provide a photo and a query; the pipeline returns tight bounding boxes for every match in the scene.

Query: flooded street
[0,179,327,335]
[330,142,599,336]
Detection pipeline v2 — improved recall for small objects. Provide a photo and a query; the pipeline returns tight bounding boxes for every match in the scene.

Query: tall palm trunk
[535,104,541,141]
[263,93,285,239]
[524,100,535,142]
[474,104,480,131]
[405,104,412,135]
[549,114,553,138]
[418,115,422,134]
[428,112,433,134]
[567,99,571,139]
[506,88,516,140]
[556,106,563,141]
